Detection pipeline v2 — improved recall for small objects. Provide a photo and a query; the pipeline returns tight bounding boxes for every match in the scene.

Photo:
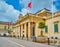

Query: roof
[0,21,9,25]
[34,8,51,14]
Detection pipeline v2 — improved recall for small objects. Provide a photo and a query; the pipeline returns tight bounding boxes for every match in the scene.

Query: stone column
[24,23,27,38]
[20,25,21,37]
[15,27,17,37]
[16,27,18,37]
[28,22,31,38]
[18,26,20,37]
[21,25,23,38]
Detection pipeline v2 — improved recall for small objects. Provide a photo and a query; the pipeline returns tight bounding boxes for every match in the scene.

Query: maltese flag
[28,2,32,8]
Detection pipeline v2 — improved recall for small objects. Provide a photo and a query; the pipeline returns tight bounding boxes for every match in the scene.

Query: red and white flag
[28,2,32,8]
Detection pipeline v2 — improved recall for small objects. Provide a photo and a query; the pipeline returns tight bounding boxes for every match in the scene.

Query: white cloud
[0,0,32,22]
[32,0,52,13]
[20,0,58,13]
[53,5,58,12]
[21,8,31,16]
[0,0,20,22]
[0,0,58,23]
[19,0,53,13]
[19,0,31,15]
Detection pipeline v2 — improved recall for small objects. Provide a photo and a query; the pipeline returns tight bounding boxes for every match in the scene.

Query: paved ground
[0,37,55,47]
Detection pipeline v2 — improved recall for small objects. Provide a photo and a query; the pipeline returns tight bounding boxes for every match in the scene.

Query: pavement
[0,37,55,47]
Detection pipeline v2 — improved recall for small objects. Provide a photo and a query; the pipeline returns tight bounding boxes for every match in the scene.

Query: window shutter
[54,24,58,32]
[45,26,48,33]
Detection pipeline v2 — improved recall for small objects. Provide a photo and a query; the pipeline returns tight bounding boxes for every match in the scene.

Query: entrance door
[32,27,35,36]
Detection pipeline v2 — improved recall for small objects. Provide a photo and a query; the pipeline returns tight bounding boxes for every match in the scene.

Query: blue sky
[0,0,60,23]
[53,0,60,11]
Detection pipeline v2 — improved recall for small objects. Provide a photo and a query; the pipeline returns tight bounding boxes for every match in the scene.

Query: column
[18,26,20,37]
[14,27,16,37]
[24,23,27,38]
[21,25,23,37]
[20,25,21,37]
[28,22,31,38]
[16,27,18,37]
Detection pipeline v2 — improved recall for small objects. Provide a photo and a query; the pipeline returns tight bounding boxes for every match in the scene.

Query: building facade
[13,8,60,39]
[0,22,9,30]
[0,21,12,33]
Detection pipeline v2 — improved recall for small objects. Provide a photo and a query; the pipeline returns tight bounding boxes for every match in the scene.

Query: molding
[54,21,59,24]
[46,15,60,20]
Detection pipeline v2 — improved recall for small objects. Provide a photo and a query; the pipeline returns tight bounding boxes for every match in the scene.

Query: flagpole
[51,0,55,45]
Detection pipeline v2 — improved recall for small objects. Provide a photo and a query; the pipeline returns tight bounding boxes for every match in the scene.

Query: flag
[28,2,32,8]
[8,22,12,27]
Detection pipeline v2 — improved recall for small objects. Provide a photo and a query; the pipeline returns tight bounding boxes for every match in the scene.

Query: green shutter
[54,24,58,32]
[45,26,48,33]
[4,26,6,30]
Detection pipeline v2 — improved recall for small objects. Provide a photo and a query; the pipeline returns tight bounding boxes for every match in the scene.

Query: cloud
[0,0,59,23]
[21,8,31,16]
[52,5,58,12]
[0,0,20,22]
[19,0,31,15]
[0,0,31,22]
[20,0,59,13]
[20,0,53,13]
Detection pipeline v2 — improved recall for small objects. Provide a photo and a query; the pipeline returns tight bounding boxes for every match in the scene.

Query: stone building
[0,21,12,34]
[13,8,60,39]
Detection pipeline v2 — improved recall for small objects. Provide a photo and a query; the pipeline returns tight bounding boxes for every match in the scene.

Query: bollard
[48,38,50,45]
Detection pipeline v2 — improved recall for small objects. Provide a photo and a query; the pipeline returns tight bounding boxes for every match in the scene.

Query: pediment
[36,8,52,17]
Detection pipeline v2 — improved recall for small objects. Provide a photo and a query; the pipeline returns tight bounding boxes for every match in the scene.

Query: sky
[0,0,60,23]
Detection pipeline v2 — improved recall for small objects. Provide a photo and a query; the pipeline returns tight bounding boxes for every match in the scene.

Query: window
[54,24,58,32]
[45,26,48,33]
[4,26,6,30]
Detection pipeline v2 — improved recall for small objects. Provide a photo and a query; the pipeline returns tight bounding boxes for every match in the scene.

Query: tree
[38,22,46,36]
[8,29,13,34]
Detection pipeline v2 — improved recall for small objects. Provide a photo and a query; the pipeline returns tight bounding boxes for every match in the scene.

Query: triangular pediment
[35,8,52,17]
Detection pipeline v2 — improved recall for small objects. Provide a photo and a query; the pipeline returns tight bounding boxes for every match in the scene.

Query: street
[0,37,54,47]
[0,37,21,47]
